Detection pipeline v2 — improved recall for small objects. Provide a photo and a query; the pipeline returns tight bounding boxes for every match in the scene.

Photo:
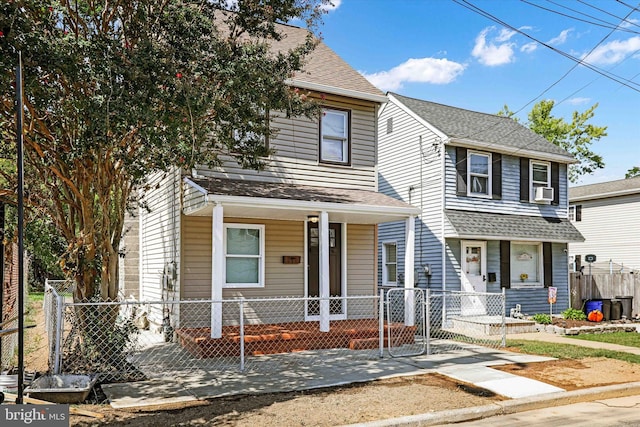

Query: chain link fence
[44,286,506,382]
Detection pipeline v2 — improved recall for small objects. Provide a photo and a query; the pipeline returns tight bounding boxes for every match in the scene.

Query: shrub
[563,308,587,321]
[532,313,552,324]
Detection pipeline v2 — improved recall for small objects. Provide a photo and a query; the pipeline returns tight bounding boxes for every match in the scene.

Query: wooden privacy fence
[569,272,639,318]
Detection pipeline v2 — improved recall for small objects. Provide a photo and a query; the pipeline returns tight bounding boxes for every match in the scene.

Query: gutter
[286,79,388,104]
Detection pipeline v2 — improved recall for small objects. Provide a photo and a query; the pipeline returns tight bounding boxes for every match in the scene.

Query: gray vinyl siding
[444,146,569,218]
[569,193,640,270]
[503,243,569,315]
[377,101,444,288]
[140,169,181,326]
[447,239,569,315]
[194,95,378,191]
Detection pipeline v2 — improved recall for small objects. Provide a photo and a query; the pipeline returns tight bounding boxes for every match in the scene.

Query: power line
[519,0,640,34]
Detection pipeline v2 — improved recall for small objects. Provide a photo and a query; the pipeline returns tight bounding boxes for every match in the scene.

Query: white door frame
[304,219,347,322]
[461,240,487,315]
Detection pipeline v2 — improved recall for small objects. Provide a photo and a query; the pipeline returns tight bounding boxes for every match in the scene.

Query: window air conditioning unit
[535,186,554,202]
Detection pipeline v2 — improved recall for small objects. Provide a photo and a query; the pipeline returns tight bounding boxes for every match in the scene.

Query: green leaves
[500,100,607,183]
[0,0,324,300]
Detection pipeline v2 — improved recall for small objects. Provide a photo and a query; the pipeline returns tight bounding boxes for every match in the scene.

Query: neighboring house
[568,176,640,273]
[377,93,584,315]
[122,24,420,336]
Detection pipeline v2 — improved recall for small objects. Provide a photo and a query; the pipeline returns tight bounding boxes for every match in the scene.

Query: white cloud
[586,36,640,64]
[548,29,573,46]
[472,27,516,66]
[566,97,591,105]
[521,42,538,53]
[362,58,466,91]
[321,0,341,11]
[496,28,517,43]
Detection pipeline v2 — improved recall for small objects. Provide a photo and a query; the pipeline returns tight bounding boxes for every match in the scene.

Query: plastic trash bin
[601,299,611,321]
[615,296,633,319]
[610,299,622,320]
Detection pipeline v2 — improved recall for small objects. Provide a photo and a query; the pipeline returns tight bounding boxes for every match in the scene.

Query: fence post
[426,288,431,355]
[54,290,64,374]
[239,297,245,372]
[501,287,506,347]
[379,289,384,358]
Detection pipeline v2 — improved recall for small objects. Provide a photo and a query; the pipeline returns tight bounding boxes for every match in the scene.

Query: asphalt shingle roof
[569,176,640,201]
[192,177,416,209]
[274,24,385,99]
[445,209,585,242]
[390,93,573,159]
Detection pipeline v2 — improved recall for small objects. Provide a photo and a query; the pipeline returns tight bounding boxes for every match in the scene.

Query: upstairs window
[530,160,551,202]
[320,108,350,165]
[468,152,491,197]
[568,205,582,222]
[382,242,397,285]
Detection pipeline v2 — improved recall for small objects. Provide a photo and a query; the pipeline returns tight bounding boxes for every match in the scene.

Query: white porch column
[319,211,330,332]
[404,215,416,326]
[211,203,224,338]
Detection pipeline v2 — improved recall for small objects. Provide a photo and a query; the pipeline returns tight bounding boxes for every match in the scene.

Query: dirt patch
[494,357,640,391]
[67,357,640,427]
[70,374,504,427]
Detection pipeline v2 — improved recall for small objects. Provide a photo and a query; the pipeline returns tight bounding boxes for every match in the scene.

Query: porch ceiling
[184,177,420,224]
[445,209,585,243]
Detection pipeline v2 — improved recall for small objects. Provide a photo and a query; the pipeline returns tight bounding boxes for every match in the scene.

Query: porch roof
[184,177,420,224]
[445,209,585,243]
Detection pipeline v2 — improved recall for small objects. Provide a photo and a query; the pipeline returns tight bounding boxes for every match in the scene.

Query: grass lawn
[507,339,640,364]
[567,331,640,348]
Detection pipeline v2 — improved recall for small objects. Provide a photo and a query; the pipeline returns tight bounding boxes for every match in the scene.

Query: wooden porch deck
[176,319,416,358]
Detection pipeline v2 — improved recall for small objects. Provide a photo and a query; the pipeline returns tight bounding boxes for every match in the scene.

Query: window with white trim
[382,242,397,285]
[320,108,350,164]
[468,151,491,197]
[568,205,576,222]
[510,242,543,288]
[530,160,550,201]
[224,224,265,288]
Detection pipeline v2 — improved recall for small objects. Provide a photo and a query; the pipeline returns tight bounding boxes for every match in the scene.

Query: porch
[175,319,417,358]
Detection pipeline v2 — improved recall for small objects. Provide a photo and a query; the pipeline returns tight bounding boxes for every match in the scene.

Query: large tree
[0,0,325,302]
[498,100,607,183]
[626,167,640,179]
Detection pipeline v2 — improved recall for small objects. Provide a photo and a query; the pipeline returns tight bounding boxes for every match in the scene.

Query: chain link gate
[386,288,426,357]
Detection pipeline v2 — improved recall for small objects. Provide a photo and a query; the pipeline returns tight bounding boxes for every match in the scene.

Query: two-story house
[378,93,584,316]
[126,24,420,337]
[568,176,640,273]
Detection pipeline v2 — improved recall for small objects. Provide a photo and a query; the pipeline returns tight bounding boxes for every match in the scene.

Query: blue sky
[314,0,640,186]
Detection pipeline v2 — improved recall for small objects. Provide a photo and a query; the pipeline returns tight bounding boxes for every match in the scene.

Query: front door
[307,222,343,317]
[461,241,487,315]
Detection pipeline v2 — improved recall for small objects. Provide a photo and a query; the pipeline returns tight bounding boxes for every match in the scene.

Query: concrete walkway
[102,344,560,410]
[102,328,640,419]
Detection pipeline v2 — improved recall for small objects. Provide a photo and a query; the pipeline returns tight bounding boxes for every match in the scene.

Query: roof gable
[389,92,574,161]
[274,24,385,102]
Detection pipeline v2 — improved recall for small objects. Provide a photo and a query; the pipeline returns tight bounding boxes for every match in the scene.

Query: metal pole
[425,289,431,355]
[501,287,506,348]
[239,298,245,372]
[54,292,64,374]
[0,203,4,363]
[378,289,384,358]
[16,51,26,404]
